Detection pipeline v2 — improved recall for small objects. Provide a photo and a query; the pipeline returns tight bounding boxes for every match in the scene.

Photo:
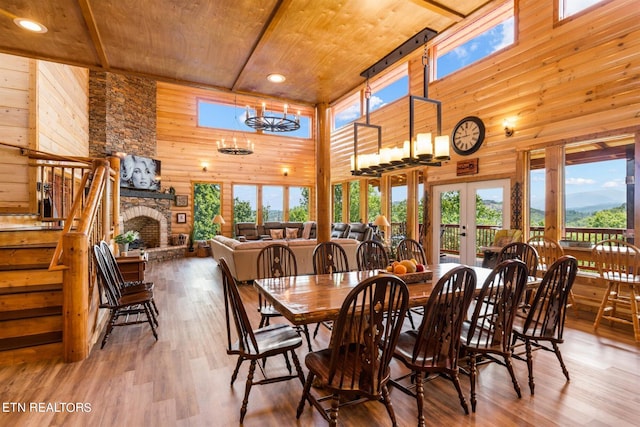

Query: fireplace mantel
[121,189,175,200]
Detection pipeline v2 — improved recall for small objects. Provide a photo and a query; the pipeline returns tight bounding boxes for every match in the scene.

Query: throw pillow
[270,229,284,240]
[285,227,299,239]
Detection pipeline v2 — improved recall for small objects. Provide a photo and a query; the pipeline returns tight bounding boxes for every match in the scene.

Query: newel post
[63,232,89,362]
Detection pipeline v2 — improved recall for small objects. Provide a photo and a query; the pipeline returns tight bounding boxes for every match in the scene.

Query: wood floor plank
[0,256,638,426]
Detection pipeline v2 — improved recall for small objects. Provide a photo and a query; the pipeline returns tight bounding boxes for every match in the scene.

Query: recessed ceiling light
[14,18,48,34]
[267,73,286,83]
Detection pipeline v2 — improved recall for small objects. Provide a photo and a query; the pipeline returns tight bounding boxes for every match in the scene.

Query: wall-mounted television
[119,154,161,191]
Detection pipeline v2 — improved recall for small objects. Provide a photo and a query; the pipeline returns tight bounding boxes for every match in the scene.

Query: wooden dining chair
[219,257,305,423]
[498,242,539,312]
[92,245,158,348]
[296,274,409,426]
[391,265,476,426]
[396,238,427,265]
[527,236,578,317]
[460,259,529,412]
[511,255,578,394]
[356,239,389,271]
[99,240,159,315]
[592,239,640,342]
[313,241,350,274]
[312,242,351,338]
[256,243,312,351]
[395,238,426,326]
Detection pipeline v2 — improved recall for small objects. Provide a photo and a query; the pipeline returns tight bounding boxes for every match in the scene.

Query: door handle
[460,232,467,237]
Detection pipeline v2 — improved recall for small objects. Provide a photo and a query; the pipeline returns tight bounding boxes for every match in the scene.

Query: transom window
[432,1,514,80]
[198,99,311,139]
[558,0,606,20]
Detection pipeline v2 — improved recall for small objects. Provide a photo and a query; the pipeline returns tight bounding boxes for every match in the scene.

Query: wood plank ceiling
[0,0,494,105]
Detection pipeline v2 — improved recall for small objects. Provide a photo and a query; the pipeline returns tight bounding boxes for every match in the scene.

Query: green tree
[234,198,255,225]
[349,180,360,222]
[584,204,626,228]
[333,184,343,222]
[367,183,381,222]
[440,191,460,224]
[193,183,221,240]
[289,187,310,221]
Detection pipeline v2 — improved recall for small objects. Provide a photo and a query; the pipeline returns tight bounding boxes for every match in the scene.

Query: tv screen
[119,154,161,191]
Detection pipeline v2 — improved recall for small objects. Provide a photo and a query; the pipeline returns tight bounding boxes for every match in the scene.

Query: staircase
[0,228,65,364]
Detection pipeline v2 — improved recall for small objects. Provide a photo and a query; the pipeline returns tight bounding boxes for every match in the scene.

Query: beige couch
[210,235,359,282]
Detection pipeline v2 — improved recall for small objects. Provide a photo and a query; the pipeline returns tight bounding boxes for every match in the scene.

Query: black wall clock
[452,116,485,156]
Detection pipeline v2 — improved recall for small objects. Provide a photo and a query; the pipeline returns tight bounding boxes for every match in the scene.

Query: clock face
[452,116,485,155]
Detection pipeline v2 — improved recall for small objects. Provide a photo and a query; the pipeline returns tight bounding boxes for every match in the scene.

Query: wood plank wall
[155,83,317,236]
[331,0,640,184]
[0,56,88,215]
[0,54,31,213]
[36,61,89,157]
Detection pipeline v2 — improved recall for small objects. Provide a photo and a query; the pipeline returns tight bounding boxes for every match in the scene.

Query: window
[368,65,408,113]
[333,93,361,131]
[193,183,221,240]
[333,183,343,222]
[563,138,631,241]
[559,0,606,20]
[198,99,312,138]
[433,1,514,80]
[233,185,257,226]
[390,174,407,246]
[529,149,546,235]
[348,181,361,222]
[367,179,381,223]
[289,187,310,222]
[262,186,283,222]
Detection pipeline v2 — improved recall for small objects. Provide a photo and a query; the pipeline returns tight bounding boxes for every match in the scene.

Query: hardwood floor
[1,256,638,426]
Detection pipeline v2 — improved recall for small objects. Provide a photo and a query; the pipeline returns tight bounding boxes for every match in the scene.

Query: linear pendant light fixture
[351,28,450,177]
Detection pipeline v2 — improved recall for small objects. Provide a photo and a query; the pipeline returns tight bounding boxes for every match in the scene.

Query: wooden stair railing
[1,141,121,363]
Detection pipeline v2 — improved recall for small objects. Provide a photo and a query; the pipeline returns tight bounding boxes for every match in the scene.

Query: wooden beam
[77,0,110,69]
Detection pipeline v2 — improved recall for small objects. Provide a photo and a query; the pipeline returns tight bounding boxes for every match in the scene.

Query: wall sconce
[201,162,208,172]
[283,168,289,177]
[503,119,515,137]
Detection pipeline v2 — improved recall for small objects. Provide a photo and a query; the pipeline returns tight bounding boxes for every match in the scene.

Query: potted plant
[115,230,139,254]
[187,226,197,255]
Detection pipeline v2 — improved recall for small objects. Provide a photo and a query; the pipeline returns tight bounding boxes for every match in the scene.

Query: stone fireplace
[120,205,168,248]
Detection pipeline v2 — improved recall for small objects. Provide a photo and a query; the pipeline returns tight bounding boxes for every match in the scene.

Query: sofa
[331,222,373,242]
[210,235,359,282]
[235,221,317,240]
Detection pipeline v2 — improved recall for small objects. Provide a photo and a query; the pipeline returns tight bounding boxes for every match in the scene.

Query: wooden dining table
[254,263,538,326]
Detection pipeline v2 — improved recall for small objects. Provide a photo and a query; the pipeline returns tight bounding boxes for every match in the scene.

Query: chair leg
[468,354,477,413]
[282,352,292,374]
[101,310,117,349]
[552,342,570,381]
[451,371,469,415]
[230,357,244,386]
[313,322,321,339]
[290,349,306,386]
[302,325,313,352]
[406,310,416,329]
[504,355,522,398]
[240,360,257,423]
[329,394,340,427]
[524,339,535,395]
[631,286,640,342]
[143,304,158,341]
[594,281,613,329]
[296,372,315,418]
[381,383,398,426]
[415,371,426,427]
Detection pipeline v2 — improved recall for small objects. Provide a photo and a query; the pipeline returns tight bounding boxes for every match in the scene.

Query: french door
[432,179,511,266]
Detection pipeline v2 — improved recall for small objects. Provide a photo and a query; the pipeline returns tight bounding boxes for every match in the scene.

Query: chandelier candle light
[244,102,301,133]
[351,28,449,177]
[217,137,254,156]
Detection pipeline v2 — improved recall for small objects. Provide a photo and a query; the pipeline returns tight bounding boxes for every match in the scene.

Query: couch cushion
[331,223,351,238]
[270,229,284,239]
[348,222,372,241]
[285,227,299,239]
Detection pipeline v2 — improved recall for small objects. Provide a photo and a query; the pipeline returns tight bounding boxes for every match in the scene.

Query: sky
[530,158,627,210]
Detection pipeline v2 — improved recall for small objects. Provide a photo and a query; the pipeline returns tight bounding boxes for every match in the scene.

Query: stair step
[0,331,62,352]
[0,263,51,271]
[0,283,62,296]
[0,306,62,322]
